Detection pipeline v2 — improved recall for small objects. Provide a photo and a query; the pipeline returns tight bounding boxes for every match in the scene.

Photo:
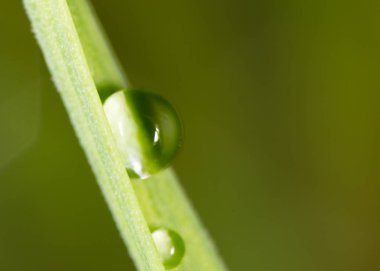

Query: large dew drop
[103,89,182,179]
[151,227,186,269]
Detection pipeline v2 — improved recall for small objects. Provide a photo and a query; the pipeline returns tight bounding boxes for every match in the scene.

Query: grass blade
[24,0,228,270]
[23,1,164,270]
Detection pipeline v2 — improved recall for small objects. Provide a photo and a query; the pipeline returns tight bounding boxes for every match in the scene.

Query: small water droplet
[103,89,182,179]
[151,227,185,269]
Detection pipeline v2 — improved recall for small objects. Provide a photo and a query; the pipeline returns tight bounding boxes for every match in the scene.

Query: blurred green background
[1,0,380,270]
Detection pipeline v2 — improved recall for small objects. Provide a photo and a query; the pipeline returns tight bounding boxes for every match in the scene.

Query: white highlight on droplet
[104,91,145,177]
[152,228,175,260]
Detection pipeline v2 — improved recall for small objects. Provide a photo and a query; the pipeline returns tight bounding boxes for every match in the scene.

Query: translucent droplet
[151,227,185,269]
[103,89,182,179]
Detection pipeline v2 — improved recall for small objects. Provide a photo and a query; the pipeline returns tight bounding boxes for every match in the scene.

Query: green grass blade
[24,0,228,270]
[67,0,127,101]
[134,170,229,271]
[23,1,164,270]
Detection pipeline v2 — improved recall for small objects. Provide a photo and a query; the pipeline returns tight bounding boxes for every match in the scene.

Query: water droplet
[151,227,185,269]
[103,89,182,179]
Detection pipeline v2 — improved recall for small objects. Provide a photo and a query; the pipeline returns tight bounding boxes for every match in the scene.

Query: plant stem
[23,1,164,270]
[67,0,127,101]
[24,0,228,270]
